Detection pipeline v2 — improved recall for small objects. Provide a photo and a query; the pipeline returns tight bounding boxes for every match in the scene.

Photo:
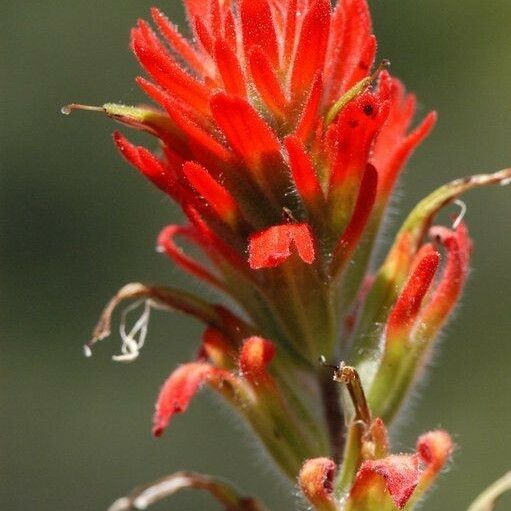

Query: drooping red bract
[152,362,227,437]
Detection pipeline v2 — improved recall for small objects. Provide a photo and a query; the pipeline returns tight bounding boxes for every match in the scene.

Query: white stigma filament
[112,299,152,362]
[452,199,467,230]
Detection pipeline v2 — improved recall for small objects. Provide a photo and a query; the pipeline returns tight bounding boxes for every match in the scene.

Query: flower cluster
[69,0,511,510]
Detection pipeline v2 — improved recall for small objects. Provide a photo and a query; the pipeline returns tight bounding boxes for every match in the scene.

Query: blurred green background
[1,1,510,509]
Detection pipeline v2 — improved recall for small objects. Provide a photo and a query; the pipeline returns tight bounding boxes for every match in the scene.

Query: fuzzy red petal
[248,223,315,269]
[153,362,229,437]
[210,93,281,167]
[151,8,208,76]
[290,0,331,100]
[214,39,247,97]
[183,161,240,225]
[157,225,225,289]
[131,21,211,115]
[326,0,373,101]
[162,99,232,164]
[284,135,324,205]
[386,246,440,342]
[294,74,324,143]
[299,458,337,506]
[194,16,214,55]
[113,132,176,193]
[328,91,389,196]
[239,336,276,382]
[419,224,472,337]
[331,163,378,275]
[241,0,280,68]
[283,0,298,65]
[376,110,437,198]
[249,46,288,117]
[183,0,210,24]
[350,455,420,509]
[417,430,453,474]
[186,206,247,270]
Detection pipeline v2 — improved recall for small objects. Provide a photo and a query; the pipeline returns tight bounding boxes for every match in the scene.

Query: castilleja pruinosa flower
[66,0,511,510]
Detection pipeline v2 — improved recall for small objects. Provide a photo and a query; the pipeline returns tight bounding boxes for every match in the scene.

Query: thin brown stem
[319,364,345,464]
[333,363,371,428]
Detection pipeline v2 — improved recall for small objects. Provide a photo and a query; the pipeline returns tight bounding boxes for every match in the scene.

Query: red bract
[100,1,443,375]
[112,0,435,287]
[248,223,316,269]
[348,454,420,509]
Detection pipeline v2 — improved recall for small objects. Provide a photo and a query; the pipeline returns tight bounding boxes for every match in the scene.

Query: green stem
[335,421,364,495]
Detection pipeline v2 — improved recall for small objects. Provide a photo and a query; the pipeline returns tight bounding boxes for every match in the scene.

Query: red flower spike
[248,223,316,269]
[153,362,232,437]
[386,247,440,344]
[239,336,276,383]
[182,161,241,227]
[299,458,339,511]
[214,39,247,98]
[240,0,280,68]
[249,47,289,118]
[290,0,331,100]
[348,455,420,510]
[72,0,511,494]
[157,225,226,291]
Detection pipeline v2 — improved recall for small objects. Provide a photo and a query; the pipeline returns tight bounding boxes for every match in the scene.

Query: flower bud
[299,458,340,511]
[239,336,276,385]
[346,454,420,510]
